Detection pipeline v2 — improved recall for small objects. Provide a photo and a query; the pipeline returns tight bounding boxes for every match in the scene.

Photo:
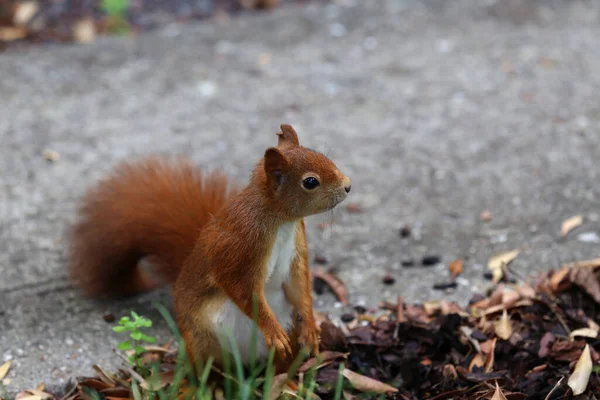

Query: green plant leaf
[142,334,156,343]
[131,331,143,340]
[131,378,142,400]
[117,341,132,351]
[112,326,128,333]
[135,345,146,355]
[131,311,140,319]
[119,316,130,324]
[138,318,153,328]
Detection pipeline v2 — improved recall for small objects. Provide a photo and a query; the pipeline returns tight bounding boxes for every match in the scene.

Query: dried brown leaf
[0,27,28,41]
[569,267,600,303]
[13,1,39,26]
[449,259,464,279]
[547,267,571,292]
[468,353,484,372]
[568,344,592,395]
[313,268,348,305]
[561,257,600,269]
[92,364,116,385]
[561,215,583,236]
[488,249,520,271]
[342,369,398,394]
[140,371,174,391]
[0,361,10,380]
[501,289,520,309]
[569,328,598,340]
[491,382,508,400]
[484,338,497,373]
[423,300,441,316]
[495,310,512,340]
[298,351,348,373]
[267,373,289,400]
[73,18,96,43]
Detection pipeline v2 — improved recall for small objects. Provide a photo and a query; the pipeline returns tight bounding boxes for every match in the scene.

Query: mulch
[10,258,600,399]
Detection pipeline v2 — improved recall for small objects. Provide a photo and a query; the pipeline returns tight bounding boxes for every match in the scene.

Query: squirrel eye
[302,177,320,190]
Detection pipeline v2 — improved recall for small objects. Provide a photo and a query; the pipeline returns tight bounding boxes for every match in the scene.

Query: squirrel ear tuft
[276,124,300,148]
[264,148,289,186]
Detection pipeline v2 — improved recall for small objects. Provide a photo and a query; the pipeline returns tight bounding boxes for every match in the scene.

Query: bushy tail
[68,156,237,298]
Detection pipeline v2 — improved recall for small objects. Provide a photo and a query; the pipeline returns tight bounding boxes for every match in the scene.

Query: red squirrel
[68,124,352,371]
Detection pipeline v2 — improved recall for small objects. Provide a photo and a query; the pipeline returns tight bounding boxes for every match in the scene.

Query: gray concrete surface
[2,0,600,392]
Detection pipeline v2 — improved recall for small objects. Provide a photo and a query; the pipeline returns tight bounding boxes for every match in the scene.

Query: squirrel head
[256,124,352,219]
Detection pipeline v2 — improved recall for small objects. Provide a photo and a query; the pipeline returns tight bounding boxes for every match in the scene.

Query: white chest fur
[212,222,298,363]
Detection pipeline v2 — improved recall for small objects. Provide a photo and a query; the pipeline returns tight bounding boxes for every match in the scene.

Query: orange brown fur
[68,125,351,372]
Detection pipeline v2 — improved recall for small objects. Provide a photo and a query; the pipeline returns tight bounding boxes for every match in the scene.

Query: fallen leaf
[73,17,96,43]
[0,27,28,41]
[568,344,592,395]
[501,289,520,309]
[448,259,464,279]
[312,268,348,305]
[538,332,556,358]
[495,310,512,340]
[491,382,508,400]
[484,338,497,373]
[13,1,39,26]
[561,257,600,269]
[342,368,398,394]
[298,351,348,373]
[488,249,520,283]
[550,340,585,362]
[547,267,571,292]
[0,361,10,380]
[318,321,347,351]
[569,328,598,340]
[267,373,289,400]
[423,300,442,316]
[468,353,484,372]
[569,267,600,303]
[140,371,174,390]
[561,215,583,237]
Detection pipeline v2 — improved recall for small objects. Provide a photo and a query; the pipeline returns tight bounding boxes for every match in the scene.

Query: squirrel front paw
[298,319,320,356]
[264,324,292,359]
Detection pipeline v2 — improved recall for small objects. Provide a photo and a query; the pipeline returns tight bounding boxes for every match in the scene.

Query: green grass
[103,302,338,400]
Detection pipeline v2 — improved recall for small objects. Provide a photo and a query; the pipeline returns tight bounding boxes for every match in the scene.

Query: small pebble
[577,232,600,243]
[346,203,362,213]
[382,275,396,285]
[353,305,366,314]
[103,313,115,323]
[433,282,457,290]
[341,313,355,323]
[314,255,328,265]
[313,279,326,295]
[422,255,441,266]
[399,225,411,238]
[401,258,415,267]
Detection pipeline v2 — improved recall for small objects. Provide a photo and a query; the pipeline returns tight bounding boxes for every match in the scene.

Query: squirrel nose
[344,184,351,193]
